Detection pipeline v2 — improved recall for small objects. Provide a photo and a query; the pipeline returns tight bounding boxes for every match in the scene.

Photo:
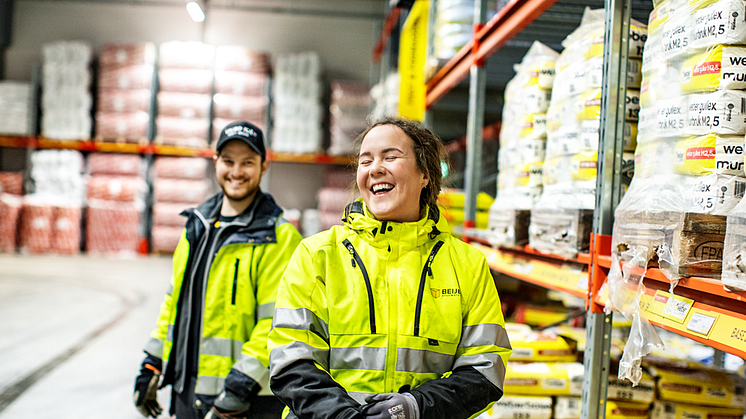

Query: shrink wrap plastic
[42,41,93,140]
[96,43,155,142]
[488,41,558,247]
[153,179,208,204]
[86,199,140,256]
[0,81,33,135]
[607,0,746,385]
[212,46,270,148]
[271,52,324,153]
[153,156,208,180]
[150,156,212,252]
[87,153,143,176]
[151,226,183,253]
[99,43,156,69]
[17,197,81,255]
[0,194,22,253]
[87,175,147,203]
[19,198,53,254]
[215,46,270,74]
[0,171,23,195]
[527,9,645,257]
[328,80,371,156]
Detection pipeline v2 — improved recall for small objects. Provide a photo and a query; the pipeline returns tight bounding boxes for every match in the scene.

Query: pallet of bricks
[95,42,155,143]
[529,8,644,258]
[487,41,558,248]
[86,153,147,256]
[155,41,214,148]
[212,46,270,143]
[151,156,211,253]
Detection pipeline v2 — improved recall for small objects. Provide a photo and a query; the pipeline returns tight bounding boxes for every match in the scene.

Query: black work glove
[133,361,162,418]
[205,389,251,419]
[363,393,420,419]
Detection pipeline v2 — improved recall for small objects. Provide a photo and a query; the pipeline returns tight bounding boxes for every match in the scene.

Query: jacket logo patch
[431,288,460,298]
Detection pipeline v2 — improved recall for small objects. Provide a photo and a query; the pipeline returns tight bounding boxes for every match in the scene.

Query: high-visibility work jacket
[145,191,302,401]
[269,201,512,419]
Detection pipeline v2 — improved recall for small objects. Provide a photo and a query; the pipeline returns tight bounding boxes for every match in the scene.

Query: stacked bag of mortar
[529,8,646,258]
[606,0,746,386]
[488,41,558,248]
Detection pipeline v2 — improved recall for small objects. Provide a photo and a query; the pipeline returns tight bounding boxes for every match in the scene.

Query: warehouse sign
[399,0,428,121]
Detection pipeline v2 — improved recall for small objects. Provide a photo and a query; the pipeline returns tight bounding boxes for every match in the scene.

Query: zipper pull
[345,243,356,268]
[428,265,433,277]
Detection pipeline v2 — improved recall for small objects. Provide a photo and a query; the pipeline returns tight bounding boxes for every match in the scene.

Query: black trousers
[173,386,285,419]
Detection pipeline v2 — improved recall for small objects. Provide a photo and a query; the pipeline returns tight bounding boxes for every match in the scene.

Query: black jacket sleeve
[270,360,364,419]
[408,366,503,419]
[224,368,261,402]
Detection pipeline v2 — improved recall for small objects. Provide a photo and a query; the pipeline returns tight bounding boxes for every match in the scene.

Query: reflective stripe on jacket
[268,200,512,418]
[145,191,302,397]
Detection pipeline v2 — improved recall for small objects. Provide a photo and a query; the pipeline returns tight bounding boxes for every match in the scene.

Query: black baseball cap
[215,121,266,160]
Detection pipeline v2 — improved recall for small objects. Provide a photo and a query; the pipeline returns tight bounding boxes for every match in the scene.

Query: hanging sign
[398,0,428,121]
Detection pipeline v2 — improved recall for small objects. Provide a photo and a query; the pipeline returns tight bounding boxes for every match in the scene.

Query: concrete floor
[0,254,174,419]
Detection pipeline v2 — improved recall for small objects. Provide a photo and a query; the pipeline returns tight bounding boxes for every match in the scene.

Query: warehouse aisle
[0,254,173,419]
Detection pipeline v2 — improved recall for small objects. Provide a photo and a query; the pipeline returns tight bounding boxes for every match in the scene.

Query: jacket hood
[341,199,448,249]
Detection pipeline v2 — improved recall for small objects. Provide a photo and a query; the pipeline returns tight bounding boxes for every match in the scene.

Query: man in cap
[134,121,302,419]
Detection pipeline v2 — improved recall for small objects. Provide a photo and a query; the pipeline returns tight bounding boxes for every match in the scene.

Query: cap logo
[225,125,257,138]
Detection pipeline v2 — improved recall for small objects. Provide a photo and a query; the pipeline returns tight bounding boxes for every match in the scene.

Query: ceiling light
[186,2,205,22]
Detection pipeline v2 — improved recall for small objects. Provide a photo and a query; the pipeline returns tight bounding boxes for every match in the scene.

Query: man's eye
[359,160,372,166]
[385,156,397,161]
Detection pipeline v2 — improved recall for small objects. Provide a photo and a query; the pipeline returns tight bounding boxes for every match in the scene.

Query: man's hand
[134,363,162,418]
[363,393,420,419]
[205,389,251,419]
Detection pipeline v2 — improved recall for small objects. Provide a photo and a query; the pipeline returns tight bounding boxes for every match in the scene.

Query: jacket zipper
[342,239,376,334]
[231,258,239,305]
[414,241,445,337]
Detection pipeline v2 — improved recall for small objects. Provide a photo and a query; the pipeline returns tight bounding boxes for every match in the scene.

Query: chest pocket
[411,241,462,345]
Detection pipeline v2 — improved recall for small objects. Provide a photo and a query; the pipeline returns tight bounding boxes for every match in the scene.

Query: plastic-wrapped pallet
[212,46,270,144]
[0,194,22,253]
[29,150,85,203]
[370,72,399,121]
[95,42,155,142]
[155,41,214,148]
[0,171,23,195]
[488,41,558,248]
[271,52,323,154]
[85,153,147,256]
[41,41,93,140]
[151,156,211,252]
[0,81,33,135]
[328,80,371,156]
[607,0,746,384]
[528,9,646,258]
[312,167,355,234]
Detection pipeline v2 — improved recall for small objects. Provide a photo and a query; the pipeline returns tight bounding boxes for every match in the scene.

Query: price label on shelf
[650,290,693,324]
[686,311,718,337]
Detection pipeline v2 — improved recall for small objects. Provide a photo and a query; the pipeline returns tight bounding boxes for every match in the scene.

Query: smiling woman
[268,117,513,419]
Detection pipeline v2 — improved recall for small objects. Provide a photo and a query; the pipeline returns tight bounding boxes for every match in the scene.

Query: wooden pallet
[489,209,531,247]
[529,208,593,256]
[615,210,726,278]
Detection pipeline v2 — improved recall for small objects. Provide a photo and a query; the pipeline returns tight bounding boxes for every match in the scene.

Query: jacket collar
[182,189,281,230]
[342,199,447,249]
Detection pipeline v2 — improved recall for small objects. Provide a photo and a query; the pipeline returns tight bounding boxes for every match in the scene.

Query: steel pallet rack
[406,0,746,417]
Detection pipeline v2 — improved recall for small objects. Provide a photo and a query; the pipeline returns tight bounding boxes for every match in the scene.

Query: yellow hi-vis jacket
[268,201,512,419]
[144,192,302,403]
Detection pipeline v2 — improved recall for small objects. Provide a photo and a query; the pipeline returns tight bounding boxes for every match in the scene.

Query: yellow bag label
[653,365,746,408]
[649,1,671,34]
[585,25,647,59]
[519,113,548,139]
[507,330,577,362]
[674,134,744,175]
[577,88,639,121]
[571,151,598,181]
[681,45,746,93]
